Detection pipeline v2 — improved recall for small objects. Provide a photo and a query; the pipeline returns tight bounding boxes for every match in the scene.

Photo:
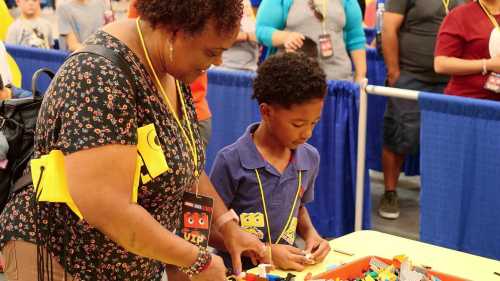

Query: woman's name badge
[318,34,334,59]
[484,72,500,93]
[179,192,214,248]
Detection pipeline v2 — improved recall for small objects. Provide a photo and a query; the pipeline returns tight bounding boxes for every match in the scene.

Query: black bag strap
[70,45,139,94]
[31,68,55,98]
[13,172,32,193]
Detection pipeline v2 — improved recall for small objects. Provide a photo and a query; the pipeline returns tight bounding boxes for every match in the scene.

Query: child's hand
[304,234,331,263]
[270,244,308,271]
[488,56,500,73]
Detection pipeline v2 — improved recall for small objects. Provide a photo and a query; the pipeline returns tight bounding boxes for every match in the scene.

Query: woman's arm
[343,0,366,52]
[351,49,367,83]
[343,0,366,82]
[66,145,200,267]
[434,56,500,75]
[430,8,499,76]
[256,0,294,47]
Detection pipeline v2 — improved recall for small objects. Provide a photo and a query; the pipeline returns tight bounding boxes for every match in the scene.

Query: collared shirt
[210,123,319,245]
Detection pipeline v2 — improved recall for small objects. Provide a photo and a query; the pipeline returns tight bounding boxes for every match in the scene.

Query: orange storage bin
[312,256,466,281]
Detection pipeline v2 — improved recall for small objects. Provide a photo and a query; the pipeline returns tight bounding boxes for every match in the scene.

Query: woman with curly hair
[0,0,266,280]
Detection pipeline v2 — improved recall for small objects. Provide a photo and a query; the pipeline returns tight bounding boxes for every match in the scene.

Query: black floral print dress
[0,31,205,280]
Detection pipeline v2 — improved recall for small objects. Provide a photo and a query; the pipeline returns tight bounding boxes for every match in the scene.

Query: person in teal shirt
[256,0,366,82]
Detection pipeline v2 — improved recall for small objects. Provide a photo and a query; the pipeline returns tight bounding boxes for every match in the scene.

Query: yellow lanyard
[254,168,302,256]
[478,0,500,30]
[135,18,199,179]
[442,0,450,14]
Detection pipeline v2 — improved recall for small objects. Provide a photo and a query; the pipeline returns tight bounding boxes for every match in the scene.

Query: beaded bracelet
[180,246,212,277]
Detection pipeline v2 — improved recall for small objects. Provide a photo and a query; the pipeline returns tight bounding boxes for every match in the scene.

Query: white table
[249,230,500,280]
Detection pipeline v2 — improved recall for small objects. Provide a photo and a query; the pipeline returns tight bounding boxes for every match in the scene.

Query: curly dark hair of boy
[135,0,243,35]
[253,52,327,108]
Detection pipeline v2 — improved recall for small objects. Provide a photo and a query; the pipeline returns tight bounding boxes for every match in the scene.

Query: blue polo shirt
[210,123,319,245]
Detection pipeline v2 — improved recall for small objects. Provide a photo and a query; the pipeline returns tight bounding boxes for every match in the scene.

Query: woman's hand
[304,232,331,264]
[222,222,267,275]
[270,244,308,271]
[284,32,305,52]
[487,56,500,73]
[354,75,368,86]
[192,254,227,281]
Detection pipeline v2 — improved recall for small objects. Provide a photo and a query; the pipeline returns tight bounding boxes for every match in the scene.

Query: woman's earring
[169,42,174,62]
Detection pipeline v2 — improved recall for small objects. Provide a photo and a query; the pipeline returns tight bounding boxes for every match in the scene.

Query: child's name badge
[179,192,214,248]
[484,72,500,94]
[318,33,334,59]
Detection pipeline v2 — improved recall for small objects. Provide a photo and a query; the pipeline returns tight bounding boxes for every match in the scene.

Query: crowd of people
[0,0,499,280]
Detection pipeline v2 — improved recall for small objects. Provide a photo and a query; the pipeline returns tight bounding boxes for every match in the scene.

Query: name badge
[179,192,214,248]
[484,72,500,94]
[318,34,334,59]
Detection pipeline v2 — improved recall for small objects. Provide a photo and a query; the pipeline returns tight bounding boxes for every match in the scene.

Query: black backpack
[0,68,54,213]
[0,45,136,215]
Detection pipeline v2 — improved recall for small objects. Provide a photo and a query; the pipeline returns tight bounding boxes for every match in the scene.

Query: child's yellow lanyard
[254,169,302,258]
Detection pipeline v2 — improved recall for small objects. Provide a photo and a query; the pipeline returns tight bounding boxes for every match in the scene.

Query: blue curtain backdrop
[306,81,371,237]
[206,69,260,170]
[365,48,420,175]
[5,44,67,92]
[206,68,371,237]
[419,93,500,260]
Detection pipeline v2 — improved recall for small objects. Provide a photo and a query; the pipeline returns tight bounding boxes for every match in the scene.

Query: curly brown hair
[253,53,327,108]
[135,0,243,35]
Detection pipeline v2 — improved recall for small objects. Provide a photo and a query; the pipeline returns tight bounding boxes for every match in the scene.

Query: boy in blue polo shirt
[210,52,330,273]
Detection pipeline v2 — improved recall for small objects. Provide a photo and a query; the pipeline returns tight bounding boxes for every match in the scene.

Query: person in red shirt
[190,74,213,148]
[128,0,138,18]
[435,0,500,100]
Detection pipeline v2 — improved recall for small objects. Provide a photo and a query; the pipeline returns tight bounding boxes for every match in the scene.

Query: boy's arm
[297,206,330,262]
[297,152,330,262]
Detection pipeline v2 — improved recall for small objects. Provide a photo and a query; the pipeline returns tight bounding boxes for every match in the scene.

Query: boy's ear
[259,103,271,119]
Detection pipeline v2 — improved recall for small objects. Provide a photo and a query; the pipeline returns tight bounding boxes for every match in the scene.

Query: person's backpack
[0,45,137,215]
[0,68,54,213]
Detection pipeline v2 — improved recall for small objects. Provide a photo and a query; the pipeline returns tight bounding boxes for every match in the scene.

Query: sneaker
[378,191,400,219]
